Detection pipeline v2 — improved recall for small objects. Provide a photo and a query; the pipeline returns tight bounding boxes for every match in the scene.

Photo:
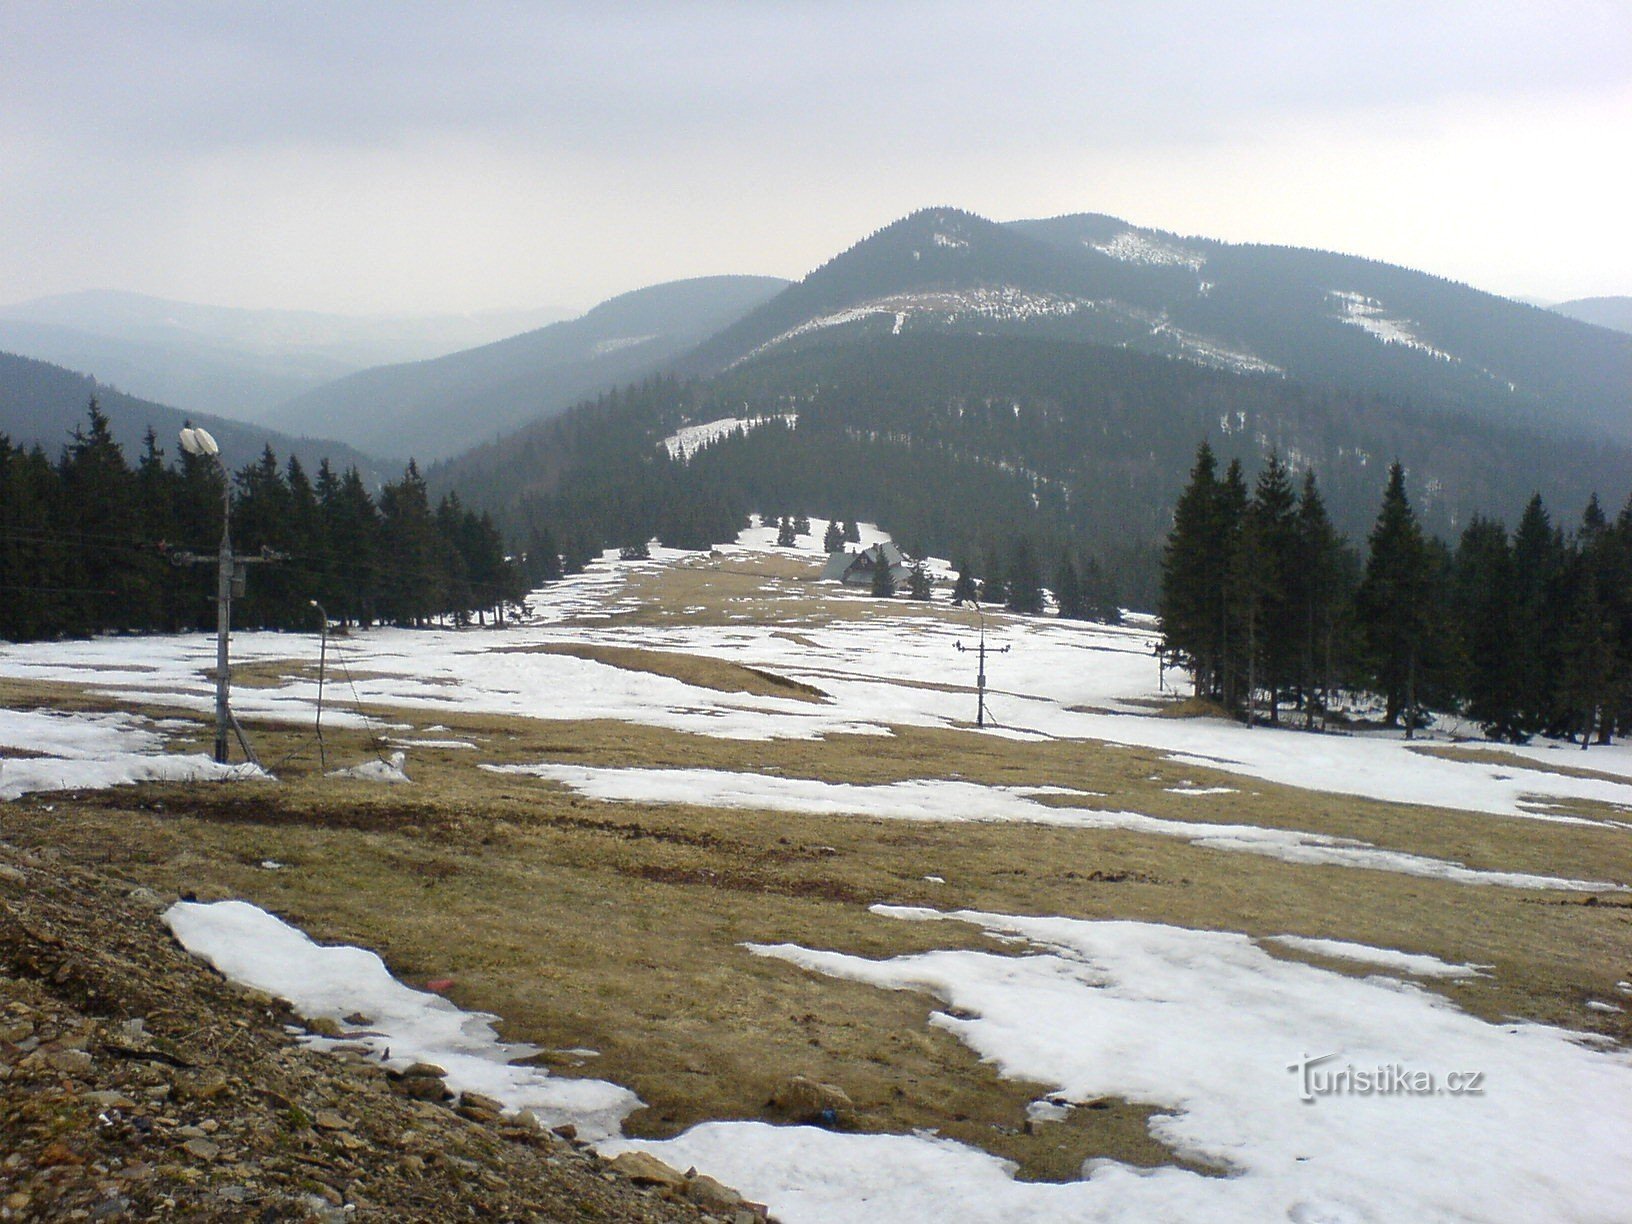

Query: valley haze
[2,6,1629,1223]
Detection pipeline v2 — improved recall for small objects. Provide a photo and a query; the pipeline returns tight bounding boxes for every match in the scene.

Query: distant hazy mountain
[269,275,788,462]
[0,349,380,480]
[0,290,571,422]
[680,208,1630,443]
[1551,296,1632,336]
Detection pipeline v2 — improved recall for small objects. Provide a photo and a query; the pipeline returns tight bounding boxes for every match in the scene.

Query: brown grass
[5,549,1631,1181]
[498,642,827,703]
[1411,743,1632,786]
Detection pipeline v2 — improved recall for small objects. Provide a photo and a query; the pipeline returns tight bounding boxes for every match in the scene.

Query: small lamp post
[179,427,232,763]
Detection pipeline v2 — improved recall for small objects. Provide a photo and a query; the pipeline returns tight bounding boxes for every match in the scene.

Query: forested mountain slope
[434,333,1632,606]
[0,289,571,422]
[0,349,379,478]
[678,208,1629,443]
[270,275,787,462]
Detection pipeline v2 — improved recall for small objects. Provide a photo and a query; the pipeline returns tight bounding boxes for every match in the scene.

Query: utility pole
[955,605,1009,727]
[168,428,285,767]
[309,599,329,769]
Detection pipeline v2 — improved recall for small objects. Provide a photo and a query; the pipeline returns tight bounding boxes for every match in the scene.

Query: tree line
[1159,442,1632,745]
[0,401,540,642]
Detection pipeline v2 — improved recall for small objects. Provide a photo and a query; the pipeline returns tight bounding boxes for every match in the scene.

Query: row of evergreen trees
[0,403,535,642]
[1159,442,1632,744]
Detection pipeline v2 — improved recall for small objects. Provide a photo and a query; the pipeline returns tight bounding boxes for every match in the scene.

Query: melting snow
[0,707,261,800]
[1263,935,1485,979]
[606,905,1632,1223]
[491,762,1622,892]
[163,900,640,1140]
[326,750,411,783]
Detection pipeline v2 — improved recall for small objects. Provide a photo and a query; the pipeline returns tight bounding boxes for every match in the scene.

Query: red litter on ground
[424,978,455,993]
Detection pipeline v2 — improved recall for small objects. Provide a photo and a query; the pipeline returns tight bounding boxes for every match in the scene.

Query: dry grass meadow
[4,548,1629,1181]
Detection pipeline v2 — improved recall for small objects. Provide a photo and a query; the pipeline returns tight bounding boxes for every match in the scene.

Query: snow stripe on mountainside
[164,900,640,1140]
[662,414,797,460]
[1089,230,1207,270]
[1329,291,1454,360]
[739,287,1100,363]
[607,905,1632,1223]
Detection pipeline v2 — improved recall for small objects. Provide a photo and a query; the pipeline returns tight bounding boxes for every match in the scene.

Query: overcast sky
[2,2,1627,316]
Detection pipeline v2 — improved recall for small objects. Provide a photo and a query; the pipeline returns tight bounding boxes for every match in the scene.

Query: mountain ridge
[268,275,788,462]
[0,349,381,480]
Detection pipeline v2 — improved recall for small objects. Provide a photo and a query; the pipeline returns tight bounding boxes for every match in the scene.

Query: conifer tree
[1293,470,1348,728]
[1453,517,1524,740]
[842,519,861,545]
[823,519,844,552]
[1005,537,1044,615]
[1239,454,1299,722]
[870,553,896,598]
[907,561,932,601]
[1511,494,1565,735]
[1215,459,1249,709]
[950,563,978,605]
[1082,555,1122,624]
[1054,553,1084,619]
[57,399,134,634]
[777,515,797,547]
[1355,463,1435,732]
[1161,443,1227,699]
[378,460,443,626]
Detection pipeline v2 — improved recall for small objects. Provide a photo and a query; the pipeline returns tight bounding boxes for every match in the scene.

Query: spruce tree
[1055,553,1084,620]
[950,564,978,605]
[1160,443,1228,699]
[1240,454,1299,722]
[871,553,897,598]
[842,519,861,545]
[1453,517,1524,740]
[1355,463,1434,732]
[1511,494,1565,735]
[1005,537,1044,615]
[823,519,844,552]
[777,515,797,547]
[57,399,134,634]
[907,561,932,601]
[1293,470,1348,729]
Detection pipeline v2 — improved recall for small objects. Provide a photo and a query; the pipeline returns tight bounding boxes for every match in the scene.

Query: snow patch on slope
[0,707,262,800]
[590,334,656,357]
[615,906,1632,1224]
[164,900,640,1140]
[1329,291,1453,361]
[490,762,1622,892]
[743,287,1098,362]
[1090,230,1207,271]
[662,414,797,461]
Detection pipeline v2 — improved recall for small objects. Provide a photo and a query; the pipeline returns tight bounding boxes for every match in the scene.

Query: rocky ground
[0,838,766,1223]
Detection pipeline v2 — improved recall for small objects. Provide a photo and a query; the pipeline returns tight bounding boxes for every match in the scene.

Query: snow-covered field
[5,517,1629,820]
[164,895,1632,1223]
[615,906,1632,1223]
[7,515,1632,1222]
